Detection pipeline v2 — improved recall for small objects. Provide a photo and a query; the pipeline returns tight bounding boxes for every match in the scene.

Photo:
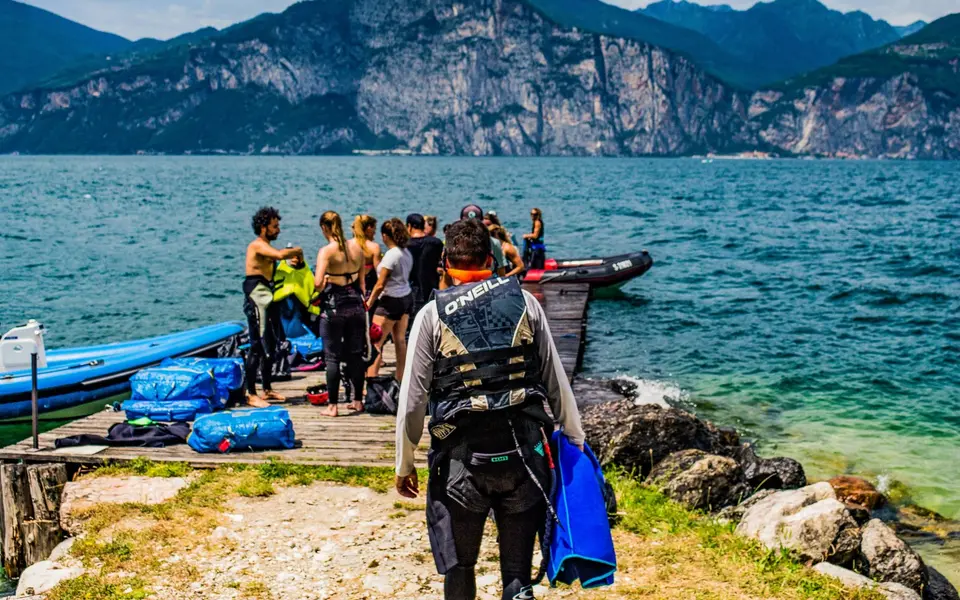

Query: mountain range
[0,0,954,159]
[640,0,903,86]
[0,0,131,95]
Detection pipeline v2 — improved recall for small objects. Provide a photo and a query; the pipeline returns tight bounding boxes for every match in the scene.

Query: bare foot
[246,394,269,408]
[263,390,287,403]
[349,401,364,413]
[320,404,339,417]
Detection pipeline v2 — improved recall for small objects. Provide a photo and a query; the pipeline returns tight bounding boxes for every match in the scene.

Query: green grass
[94,457,192,479]
[45,575,149,600]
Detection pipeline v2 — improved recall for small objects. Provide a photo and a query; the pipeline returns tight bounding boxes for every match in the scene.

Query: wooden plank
[1,464,29,578]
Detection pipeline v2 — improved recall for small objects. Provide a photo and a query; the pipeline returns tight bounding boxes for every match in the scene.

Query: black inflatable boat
[522,251,653,288]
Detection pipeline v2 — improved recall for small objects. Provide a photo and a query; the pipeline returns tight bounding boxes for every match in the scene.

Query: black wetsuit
[319,275,368,405]
[243,275,280,395]
[430,414,550,600]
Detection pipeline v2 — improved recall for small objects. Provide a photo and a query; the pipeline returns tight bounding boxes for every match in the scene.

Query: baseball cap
[406,213,425,230]
[460,204,484,220]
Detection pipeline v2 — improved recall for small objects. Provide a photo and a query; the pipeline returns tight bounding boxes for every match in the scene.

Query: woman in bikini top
[316,213,366,305]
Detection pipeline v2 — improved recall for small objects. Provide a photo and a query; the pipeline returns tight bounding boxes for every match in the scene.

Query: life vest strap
[433,359,532,390]
[435,344,537,372]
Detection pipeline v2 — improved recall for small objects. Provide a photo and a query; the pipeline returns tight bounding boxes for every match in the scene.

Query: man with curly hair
[244,206,302,407]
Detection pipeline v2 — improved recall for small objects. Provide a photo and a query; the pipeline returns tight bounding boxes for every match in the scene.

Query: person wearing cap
[406,213,444,321]
[459,204,506,279]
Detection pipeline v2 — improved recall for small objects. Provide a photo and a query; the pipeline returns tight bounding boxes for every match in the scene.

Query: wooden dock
[0,283,590,470]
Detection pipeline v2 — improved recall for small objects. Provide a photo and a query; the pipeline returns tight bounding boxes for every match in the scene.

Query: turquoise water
[1,157,957,515]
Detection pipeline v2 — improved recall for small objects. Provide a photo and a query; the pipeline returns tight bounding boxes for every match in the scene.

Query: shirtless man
[244,207,302,407]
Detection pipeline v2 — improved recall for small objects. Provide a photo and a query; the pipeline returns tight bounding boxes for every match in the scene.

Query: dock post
[31,352,39,450]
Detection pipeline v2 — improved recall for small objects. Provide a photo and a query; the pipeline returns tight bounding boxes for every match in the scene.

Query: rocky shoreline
[577,378,960,600]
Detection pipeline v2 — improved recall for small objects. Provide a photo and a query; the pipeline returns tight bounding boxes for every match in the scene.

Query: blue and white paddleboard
[0,322,244,422]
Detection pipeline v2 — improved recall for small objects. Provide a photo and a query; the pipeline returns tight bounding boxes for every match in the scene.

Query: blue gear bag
[122,398,214,422]
[188,406,296,453]
[130,366,217,403]
[161,357,244,407]
[548,431,617,588]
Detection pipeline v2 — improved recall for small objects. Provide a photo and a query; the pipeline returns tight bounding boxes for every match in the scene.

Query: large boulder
[580,401,738,477]
[60,476,188,535]
[830,476,886,510]
[648,450,750,511]
[860,519,928,592]
[734,444,807,490]
[881,583,924,600]
[737,482,861,563]
[925,566,960,600]
[15,561,84,597]
[716,489,778,523]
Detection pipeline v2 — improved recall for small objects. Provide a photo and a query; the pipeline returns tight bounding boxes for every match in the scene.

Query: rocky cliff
[0,0,752,156]
[0,0,956,159]
[749,14,960,159]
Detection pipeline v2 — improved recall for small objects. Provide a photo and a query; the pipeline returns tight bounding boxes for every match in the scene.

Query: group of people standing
[242,204,546,411]
[247,207,590,600]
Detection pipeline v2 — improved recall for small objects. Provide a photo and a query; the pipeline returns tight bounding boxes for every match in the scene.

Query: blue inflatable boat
[0,322,244,422]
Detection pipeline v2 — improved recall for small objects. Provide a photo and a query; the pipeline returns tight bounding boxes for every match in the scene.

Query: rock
[476,574,499,586]
[925,566,960,600]
[737,483,861,563]
[830,476,886,510]
[15,561,84,596]
[777,499,860,563]
[60,476,188,535]
[581,401,738,477]
[814,562,874,587]
[716,489,777,523]
[859,519,927,592]
[813,562,923,600]
[648,450,749,511]
[845,503,873,526]
[46,538,76,564]
[880,583,924,600]
[572,378,633,407]
[733,444,806,490]
[737,481,836,541]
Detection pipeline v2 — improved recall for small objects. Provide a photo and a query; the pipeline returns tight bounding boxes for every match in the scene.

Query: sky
[17,0,955,40]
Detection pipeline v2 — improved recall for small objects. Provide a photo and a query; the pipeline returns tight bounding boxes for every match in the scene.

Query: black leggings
[320,293,367,404]
[445,500,543,600]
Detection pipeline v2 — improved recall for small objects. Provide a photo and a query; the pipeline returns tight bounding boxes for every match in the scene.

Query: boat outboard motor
[0,320,48,373]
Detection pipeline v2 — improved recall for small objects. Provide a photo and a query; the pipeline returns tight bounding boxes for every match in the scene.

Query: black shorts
[375,293,413,320]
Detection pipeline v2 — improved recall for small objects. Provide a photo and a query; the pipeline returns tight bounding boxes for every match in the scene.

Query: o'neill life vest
[428,276,546,440]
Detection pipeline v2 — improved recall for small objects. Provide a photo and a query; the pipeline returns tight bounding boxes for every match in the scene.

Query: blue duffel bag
[161,357,244,407]
[122,398,214,422]
[130,366,217,402]
[188,407,296,453]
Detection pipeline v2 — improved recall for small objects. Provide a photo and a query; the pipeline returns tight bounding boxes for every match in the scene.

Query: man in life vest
[395,219,585,600]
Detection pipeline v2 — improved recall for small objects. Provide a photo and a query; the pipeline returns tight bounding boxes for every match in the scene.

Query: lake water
[1,156,958,574]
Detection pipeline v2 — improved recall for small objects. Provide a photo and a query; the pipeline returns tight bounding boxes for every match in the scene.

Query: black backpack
[364,376,400,415]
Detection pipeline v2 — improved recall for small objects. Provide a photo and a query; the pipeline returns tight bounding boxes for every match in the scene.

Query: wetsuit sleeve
[523,290,586,446]
[395,300,438,477]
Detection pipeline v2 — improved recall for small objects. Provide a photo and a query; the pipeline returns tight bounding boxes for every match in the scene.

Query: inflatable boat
[523,251,653,288]
[0,321,244,422]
